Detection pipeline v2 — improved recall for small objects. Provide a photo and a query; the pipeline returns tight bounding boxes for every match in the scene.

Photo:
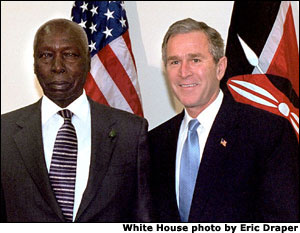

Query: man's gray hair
[33,18,89,57]
[162,18,224,66]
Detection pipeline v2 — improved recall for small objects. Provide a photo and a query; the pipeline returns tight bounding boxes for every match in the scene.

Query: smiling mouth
[179,83,198,88]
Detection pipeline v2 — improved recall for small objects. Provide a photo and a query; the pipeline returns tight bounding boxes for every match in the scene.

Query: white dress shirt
[41,91,91,221]
[175,90,224,207]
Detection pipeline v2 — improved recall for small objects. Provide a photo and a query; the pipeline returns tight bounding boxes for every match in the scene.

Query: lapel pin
[220,138,227,147]
[109,129,116,138]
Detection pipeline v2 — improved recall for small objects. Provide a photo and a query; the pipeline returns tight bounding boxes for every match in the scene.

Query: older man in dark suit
[1,18,152,222]
[149,18,299,222]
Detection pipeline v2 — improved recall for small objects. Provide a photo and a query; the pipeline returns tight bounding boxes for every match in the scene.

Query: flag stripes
[91,53,132,112]
[97,41,142,115]
[84,72,109,105]
[72,1,143,117]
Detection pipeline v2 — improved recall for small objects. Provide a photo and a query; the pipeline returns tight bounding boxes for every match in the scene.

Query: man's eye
[170,60,179,65]
[39,53,52,58]
[64,53,79,57]
[193,59,200,63]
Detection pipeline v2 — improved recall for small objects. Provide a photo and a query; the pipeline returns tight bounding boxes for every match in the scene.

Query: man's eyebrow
[37,45,79,51]
[187,53,204,58]
[167,56,180,61]
[167,53,204,61]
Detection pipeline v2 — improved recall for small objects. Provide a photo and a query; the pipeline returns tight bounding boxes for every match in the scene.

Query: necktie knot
[58,109,73,120]
[188,119,200,132]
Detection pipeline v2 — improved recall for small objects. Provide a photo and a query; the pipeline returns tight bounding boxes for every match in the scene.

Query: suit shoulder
[233,101,297,141]
[149,112,183,136]
[1,101,40,123]
[90,100,148,125]
[236,101,290,125]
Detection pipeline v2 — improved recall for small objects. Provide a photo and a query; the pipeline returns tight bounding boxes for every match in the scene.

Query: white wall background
[1,1,299,130]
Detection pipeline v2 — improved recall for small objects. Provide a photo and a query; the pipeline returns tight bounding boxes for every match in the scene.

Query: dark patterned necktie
[49,109,78,222]
[179,119,200,222]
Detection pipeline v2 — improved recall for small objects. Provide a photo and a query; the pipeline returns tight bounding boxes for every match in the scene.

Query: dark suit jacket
[149,94,299,222]
[1,97,152,222]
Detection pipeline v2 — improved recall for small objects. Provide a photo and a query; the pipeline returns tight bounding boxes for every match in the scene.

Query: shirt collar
[41,90,90,125]
[183,90,224,130]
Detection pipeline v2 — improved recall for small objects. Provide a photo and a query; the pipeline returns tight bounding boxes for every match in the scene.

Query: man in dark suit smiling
[149,18,299,222]
[1,18,152,222]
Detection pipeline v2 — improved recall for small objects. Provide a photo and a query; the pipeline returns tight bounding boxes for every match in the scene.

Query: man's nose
[51,56,65,74]
[179,60,192,78]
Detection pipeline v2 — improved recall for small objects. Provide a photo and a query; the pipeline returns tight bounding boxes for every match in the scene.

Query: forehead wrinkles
[167,33,212,60]
[40,32,80,46]
[36,36,81,55]
[35,23,87,53]
[40,25,78,42]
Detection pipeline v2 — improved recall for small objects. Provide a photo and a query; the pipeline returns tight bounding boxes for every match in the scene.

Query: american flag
[71,1,143,117]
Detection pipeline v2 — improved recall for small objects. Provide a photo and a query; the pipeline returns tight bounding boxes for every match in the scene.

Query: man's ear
[216,56,227,81]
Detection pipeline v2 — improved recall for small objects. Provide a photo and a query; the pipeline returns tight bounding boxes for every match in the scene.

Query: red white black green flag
[222,1,299,140]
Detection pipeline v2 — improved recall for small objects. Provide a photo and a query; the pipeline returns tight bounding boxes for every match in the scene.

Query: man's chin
[45,91,70,100]
[45,90,82,107]
[45,93,71,105]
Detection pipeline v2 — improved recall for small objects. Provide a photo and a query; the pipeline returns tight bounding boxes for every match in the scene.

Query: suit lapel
[13,100,65,221]
[164,112,184,182]
[189,95,240,221]
[75,100,118,220]
[161,112,184,220]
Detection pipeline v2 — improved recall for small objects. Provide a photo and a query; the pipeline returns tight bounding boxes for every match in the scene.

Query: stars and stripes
[49,109,78,222]
[71,1,143,117]
[222,1,299,140]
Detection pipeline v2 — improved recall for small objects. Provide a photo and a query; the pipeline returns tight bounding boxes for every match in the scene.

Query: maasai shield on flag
[221,1,299,140]
[71,1,143,117]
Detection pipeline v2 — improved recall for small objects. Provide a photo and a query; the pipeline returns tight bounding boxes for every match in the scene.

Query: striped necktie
[49,109,78,222]
[179,119,200,222]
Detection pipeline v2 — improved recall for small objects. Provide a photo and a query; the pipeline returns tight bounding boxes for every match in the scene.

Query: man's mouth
[179,83,198,88]
[47,81,72,91]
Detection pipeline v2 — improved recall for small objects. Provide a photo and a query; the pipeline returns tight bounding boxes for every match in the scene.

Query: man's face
[34,25,90,108]
[166,31,227,118]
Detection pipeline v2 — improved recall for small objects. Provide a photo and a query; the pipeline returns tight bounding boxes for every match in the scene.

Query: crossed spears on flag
[227,35,299,140]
